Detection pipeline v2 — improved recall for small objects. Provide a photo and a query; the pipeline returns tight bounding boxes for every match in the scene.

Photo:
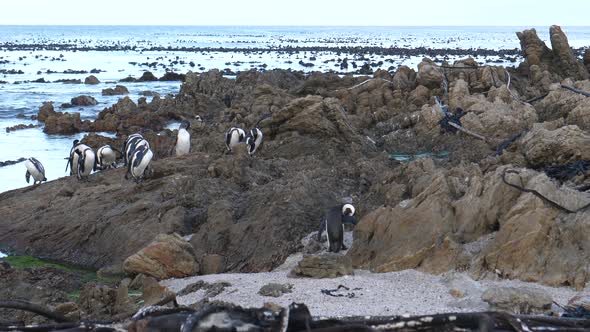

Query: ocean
[1,25,589,195]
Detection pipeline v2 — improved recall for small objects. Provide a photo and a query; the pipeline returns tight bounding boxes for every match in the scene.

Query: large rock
[102,85,129,96]
[519,124,590,167]
[392,65,416,91]
[123,233,199,279]
[473,169,590,289]
[416,58,444,89]
[290,253,353,278]
[84,75,100,85]
[43,112,84,134]
[71,95,98,106]
[549,25,589,81]
[481,286,552,314]
[37,101,57,121]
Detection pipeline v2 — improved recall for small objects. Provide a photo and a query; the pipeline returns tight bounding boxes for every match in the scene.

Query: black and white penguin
[225,127,245,152]
[65,139,91,176]
[317,204,356,253]
[126,144,153,183]
[75,146,96,180]
[123,134,150,166]
[96,145,119,170]
[245,127,263,156]
[25,157,47,185]
[174,120,191,156]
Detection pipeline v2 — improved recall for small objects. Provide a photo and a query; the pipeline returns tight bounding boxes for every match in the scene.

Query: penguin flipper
[26,171,31,184]
[317,218,326,242]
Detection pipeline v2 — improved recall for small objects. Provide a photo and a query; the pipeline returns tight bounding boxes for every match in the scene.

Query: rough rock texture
[481,286,552,314]
[141,276,176,306]
[584,49,590,73]
[290,254,353,278]
[43,111,85,134]
[518,124,590,167]
[78,282,136,319]
[416,58,444,89]
[84,75,100,85]
[123,233,199,279]
[102,85,129,96]
[71,95,98,106]
[200,254,226,275]
[549,25,589,81]
[258,283,293,297]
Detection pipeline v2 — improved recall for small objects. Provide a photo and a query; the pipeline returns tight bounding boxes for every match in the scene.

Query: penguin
[173,120,191,156]
[126,144,153,183]
[245,127,263,156]
[225,127,245,152]
[75,147,97,180]
[123,134,150,166]
[25,157,47,185]
[65,139,91,176]
[317,204,356,253]
[96,145,120,170]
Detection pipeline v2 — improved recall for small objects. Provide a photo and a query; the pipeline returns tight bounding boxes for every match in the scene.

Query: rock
[481,286,552,314]
[37,102,57,122]
[519,124,590,167]
[160,72,186,81]
[97,263,125,280]
[549,25,589,81]
[54,302,81,320]
[123,233,200,280]
[78,283,119,319]
[567,289,590,311]
[258,283,293,297]
[139,71,158,82]
[392,65,416,91]
[71,95,98,106]
[290,254,353,278]
[84,75,100,85]
[517,28,553,70]
[43,112,84,134]
[201,254,226,275]
[416,58,444,89]
[176,280,231,298]
[584,49,590,73]
[102,85,129,96]
[142,276,176,306]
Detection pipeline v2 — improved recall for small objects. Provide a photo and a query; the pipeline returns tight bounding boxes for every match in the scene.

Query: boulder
[78,283,136,319]
[37,101,57,121]
[102,85,129,96]
[392,65,416,91]
[139,71,158,82]
[258,283,293,297]
[549,25,589,81]
[84,75,100,85]
[71,95,98,106]
[123,233,200,280]
[43,112,83,134]
[290,253,353,278]
[160,72,186,81]
[519,124,590,167]
[142,276,176,306]
[516,28,553,70]
[200,254,226,275]
[481,286,552,314]
[416,58,444,89]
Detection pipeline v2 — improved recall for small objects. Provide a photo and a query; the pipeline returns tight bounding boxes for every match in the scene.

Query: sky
[0,0,588,26]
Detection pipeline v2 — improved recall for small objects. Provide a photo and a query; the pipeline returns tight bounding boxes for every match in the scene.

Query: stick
[335,78,393,92]
[0,299,72,323]
[447,122,488,142]
[561,84,590,97]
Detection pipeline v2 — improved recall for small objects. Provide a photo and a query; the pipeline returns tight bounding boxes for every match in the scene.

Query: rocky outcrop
[481,286,552,314]
[84,75,100,85]
[290,254,353,278]
[123,233,199,279]
[102,85,129,96]
[44,112,85,134]
[518,124,590,167]
[71,95,98,106]
[416,58,444,89]
[37,101,57,121]
[517,26,588,83]
[584,49,590,73]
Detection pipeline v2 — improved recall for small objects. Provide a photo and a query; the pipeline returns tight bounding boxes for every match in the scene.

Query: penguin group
[225,126,263,156]
[122,133,153,182]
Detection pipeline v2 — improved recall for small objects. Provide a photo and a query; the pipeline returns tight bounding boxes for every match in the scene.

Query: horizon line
[0,24,587,27]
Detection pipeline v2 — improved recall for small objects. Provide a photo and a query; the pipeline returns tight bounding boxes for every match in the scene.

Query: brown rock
[584,49,590,73]
[549,25,589,81]
[258,283,293,297]
[102,85,129,96]
[43,112,83,134]
[142,276,176,306]
[517,28,553,69]
[567,289,590,311]
[519,124,590,167]
[416,58,444,89]
[37,102,57,121]
[139,71,158,82]
[201,254,226,275]
[123,233,200,280]
[84,75,100,85]
[481,286,552,314]
[392,65,416,91]
[290,253,353,278]
[71,95,98,106]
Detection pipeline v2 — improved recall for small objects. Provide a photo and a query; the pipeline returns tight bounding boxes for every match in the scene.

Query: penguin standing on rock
[25,157,47,185]
[96,145,120,170]
[65,139,90,176]
[126,144,153,183]
[245,127,263,156]
[225,127,245,152]
[173,120,191,156]
[75,147,96,180]
[318,204,356,253]
[123,134,149,166]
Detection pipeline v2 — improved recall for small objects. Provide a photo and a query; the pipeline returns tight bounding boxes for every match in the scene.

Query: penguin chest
[100,149,116,165]
[80,153,95,176]
[175,129,190,156]
[132,150,153,178]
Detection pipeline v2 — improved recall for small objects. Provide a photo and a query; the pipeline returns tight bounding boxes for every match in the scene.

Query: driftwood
[561,84,590,97]
[3,300,590,331]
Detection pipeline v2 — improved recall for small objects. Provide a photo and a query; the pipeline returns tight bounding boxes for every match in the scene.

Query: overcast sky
[0,0,587,26]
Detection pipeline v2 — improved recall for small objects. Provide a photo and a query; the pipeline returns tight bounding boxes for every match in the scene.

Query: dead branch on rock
[0,299,73,323]
[525,93,549,104]
[501,169,590,213]
[335,78,394,92]
[447,122,489,142]
[505,70,530,106]
[561,84,590,97]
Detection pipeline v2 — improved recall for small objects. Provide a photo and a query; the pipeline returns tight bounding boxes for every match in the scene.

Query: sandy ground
[162,233,580,318]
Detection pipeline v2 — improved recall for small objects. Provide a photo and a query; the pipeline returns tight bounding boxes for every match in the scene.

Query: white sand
[162,250,580,318]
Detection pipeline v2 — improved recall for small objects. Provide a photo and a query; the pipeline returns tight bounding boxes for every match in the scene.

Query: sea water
[1,25,590,194]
